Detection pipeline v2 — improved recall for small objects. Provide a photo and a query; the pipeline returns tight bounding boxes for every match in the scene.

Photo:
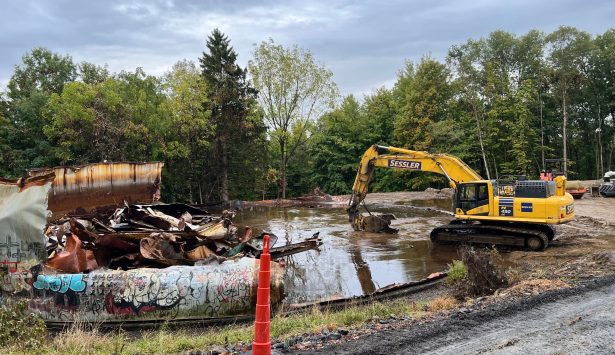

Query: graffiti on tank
[0,234,45,263]
[33,274,86,293]
[3,259,265,322]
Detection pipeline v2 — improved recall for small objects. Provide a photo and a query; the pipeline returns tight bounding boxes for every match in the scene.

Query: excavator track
[430,221,550,251]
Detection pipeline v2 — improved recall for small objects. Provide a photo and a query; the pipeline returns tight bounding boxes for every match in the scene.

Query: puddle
[235,203,458,303]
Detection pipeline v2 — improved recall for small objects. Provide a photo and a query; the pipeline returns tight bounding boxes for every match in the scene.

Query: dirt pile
[495,279,570,298]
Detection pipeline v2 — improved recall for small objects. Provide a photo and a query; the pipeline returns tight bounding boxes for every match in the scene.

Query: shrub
[0,300,46,351]
[458,246,509,297]
[446,260,468,284]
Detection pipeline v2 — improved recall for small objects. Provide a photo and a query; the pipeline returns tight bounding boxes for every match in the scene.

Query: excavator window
[457,183,490,213]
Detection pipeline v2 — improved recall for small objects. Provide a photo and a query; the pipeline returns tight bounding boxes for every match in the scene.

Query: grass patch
[3,299,430,354]
[0,300,46,352]
[446,260,468,284]
[428,296,458,311]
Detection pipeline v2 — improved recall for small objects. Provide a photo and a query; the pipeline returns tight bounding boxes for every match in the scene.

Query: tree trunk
[280,140,287,199]
[539,88,545,170]
[598,105,604,178]
[473,103,490,179]
[562,87,567,176]
[220,139,229,201]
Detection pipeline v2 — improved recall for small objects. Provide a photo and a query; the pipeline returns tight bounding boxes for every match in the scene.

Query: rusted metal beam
[29,162,163,220]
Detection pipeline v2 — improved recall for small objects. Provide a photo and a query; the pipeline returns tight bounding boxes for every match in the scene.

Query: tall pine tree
[199,29,258,201]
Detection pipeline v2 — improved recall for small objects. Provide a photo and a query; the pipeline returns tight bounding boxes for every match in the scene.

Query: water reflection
[235,202,457,303]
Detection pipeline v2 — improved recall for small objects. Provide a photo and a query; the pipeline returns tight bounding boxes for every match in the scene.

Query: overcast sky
[1,0,614,97]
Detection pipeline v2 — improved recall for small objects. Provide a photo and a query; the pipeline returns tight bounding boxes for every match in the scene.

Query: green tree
[311,95,378,194]
[200,29,257,201]
[546,26,592,175]
[393,57,452,151]
[249,39,339,198]
[5,48,77,173]
[44,69,168,164]
[160,60,212,202]
[78,62,110,84]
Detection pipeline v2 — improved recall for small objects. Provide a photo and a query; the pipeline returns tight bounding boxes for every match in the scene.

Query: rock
[378,319,389,324]
[209,345,227,355]
[273,342,285,349]
[459,307,470,313]
[338,328,349,335]
[439,188,455,196]
[327,333,342,341]
[289,336,302,345]
[425,187,439,193]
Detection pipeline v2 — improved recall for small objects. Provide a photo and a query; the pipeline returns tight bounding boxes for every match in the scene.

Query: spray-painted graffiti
[5,258,283,323]
[33,274,86,293]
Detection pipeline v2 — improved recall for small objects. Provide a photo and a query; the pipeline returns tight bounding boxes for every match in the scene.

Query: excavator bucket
[358,213,398,233]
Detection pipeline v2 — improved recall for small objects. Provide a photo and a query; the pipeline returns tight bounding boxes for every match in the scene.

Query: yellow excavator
[347,145,575,251]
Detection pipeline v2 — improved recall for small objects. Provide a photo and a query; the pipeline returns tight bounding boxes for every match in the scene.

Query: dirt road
[307,276,615,354]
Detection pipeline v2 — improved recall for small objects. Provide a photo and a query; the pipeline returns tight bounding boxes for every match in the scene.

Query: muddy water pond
[235,200,458,303]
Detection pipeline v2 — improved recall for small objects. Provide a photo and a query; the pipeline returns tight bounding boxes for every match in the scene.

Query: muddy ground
[271,191,615,354]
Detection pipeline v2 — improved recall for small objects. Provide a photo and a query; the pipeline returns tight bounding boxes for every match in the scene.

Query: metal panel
[29,162,163,219]
[0,174,54,267]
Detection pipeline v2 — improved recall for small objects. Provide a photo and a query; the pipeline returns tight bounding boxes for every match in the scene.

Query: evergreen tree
[199,29,258,201]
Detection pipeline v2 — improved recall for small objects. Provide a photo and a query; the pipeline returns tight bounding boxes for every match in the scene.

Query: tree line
[1,26,614,202]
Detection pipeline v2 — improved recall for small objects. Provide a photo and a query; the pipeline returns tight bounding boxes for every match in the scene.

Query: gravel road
[309,276,615,355]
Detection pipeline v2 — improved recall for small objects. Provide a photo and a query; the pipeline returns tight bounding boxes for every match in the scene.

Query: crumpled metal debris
[44,202,323,273]
[4,162,324,276]
[44,203,251,272]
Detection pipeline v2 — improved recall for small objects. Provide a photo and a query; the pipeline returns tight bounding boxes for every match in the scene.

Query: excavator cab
[455,182,490,215]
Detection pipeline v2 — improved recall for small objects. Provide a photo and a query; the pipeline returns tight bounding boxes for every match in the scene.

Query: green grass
[4,299,429,354]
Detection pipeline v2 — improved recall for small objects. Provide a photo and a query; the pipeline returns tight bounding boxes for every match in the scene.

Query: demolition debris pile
[44,203,269,273]
[24,161,322,274]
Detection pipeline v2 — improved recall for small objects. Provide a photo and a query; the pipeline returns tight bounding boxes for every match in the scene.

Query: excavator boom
[348,145,481,229]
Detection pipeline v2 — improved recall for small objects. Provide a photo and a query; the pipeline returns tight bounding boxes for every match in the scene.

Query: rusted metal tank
[29,162,163,219]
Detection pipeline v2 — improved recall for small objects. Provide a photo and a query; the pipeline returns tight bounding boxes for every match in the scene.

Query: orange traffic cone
[253,234,271,355]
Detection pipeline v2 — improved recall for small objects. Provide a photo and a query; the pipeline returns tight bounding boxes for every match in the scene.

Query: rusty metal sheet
[0,174,54,270]
[29,162,163,219]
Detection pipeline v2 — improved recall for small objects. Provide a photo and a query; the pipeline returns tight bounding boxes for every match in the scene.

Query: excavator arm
[347,145,482,231]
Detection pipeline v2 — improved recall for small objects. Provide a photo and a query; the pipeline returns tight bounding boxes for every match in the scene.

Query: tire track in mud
[308,276,615,355]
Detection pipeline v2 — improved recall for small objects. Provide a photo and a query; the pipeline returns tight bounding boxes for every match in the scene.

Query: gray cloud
[1,0,614,96]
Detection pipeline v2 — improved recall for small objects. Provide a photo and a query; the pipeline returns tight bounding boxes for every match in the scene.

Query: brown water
[235,201,458,303]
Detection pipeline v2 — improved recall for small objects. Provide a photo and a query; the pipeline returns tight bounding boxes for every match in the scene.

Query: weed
[0,300,46,351]
[446,260,468,284]
[10,299,429,354]
[428,296,458,311]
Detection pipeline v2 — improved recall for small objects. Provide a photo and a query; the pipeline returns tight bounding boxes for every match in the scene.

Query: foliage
[2,26,615,201]
[199,29,261,201]
[44,68,168,164]
[0,300,46,351]
[446,260,468,284]
[160,60,212,202]
[249,39,339,198]
[310,95,383,194]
